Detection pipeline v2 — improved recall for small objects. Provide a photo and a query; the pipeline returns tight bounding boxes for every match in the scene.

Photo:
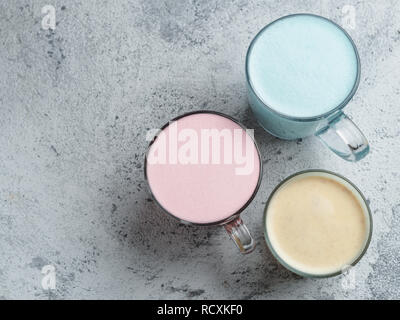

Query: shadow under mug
[144,111,263,254]
[246,14,369,162]
[263,169,373,278]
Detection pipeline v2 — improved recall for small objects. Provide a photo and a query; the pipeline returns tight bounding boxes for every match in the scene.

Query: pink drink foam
[146,113,260,224]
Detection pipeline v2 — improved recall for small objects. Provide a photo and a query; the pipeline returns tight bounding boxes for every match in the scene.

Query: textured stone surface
[0,0,399,299]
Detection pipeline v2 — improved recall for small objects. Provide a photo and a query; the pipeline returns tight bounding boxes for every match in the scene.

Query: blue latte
[247,14,358,118]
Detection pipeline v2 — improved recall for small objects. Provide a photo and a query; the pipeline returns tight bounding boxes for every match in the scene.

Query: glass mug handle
[224,216,256,254]
[316,111,369,162]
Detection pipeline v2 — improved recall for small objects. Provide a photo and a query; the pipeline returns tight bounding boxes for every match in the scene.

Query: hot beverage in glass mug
[264,170,372,277]
[246,14,369,161]
[145,111,262,253]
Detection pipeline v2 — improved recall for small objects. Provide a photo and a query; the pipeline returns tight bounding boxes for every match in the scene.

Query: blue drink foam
[247,15,358,118]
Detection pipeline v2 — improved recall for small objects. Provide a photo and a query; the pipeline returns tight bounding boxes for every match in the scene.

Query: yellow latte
[266,172,370,276]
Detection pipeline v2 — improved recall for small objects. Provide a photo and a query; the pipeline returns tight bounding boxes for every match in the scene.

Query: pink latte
[145,112,261,224]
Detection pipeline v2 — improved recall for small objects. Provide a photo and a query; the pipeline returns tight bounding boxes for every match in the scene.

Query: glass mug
[263,170,372,278]
[144,111,262,254]
[246,14,369,161]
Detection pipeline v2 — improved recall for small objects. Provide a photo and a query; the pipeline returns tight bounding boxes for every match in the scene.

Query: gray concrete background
[0,0,399,299]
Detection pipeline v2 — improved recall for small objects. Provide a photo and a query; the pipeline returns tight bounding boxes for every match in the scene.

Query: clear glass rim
[263,169,373,278]
[245,13,361,122]
[144,110,263,227]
